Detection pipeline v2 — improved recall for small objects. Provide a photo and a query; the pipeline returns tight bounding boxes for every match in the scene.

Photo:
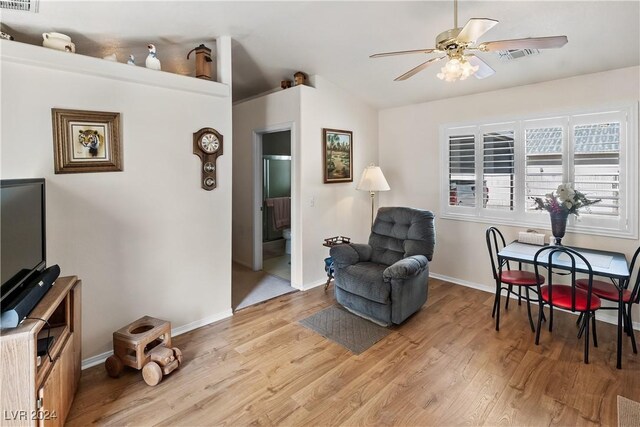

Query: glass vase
[549,211,569,245]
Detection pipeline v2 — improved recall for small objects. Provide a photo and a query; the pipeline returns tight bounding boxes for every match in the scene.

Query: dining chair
[486,227,545,332]
[533,246,601,364]
[575,245,640,354]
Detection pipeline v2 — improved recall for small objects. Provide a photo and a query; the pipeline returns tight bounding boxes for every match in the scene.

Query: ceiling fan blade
[370,48,439,58]
[467,54,495,79]
[457,18,499,43]
[394,56,446,81]
[479,35,568,51]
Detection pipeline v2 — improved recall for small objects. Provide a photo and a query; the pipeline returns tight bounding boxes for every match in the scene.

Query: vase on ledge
[549,210,569,245]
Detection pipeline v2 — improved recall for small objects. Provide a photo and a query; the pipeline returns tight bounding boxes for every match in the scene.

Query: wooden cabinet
[1,277,81,427]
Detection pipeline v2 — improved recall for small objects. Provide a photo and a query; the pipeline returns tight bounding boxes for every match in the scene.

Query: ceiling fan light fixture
[436,57,479,82]
[370,0,567,83]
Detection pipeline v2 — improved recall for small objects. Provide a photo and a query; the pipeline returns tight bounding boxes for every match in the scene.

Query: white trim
[252,130,264,272]
[430,272,640,331]
[81,351,113,370]
[234,258,253,270]
[253,122,302,278]
[301,278,329,291]
[1,40,230,98]
[81,309,233,370]
[252,123,301,290]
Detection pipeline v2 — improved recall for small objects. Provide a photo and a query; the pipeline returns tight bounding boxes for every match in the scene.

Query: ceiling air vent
[0,0,39,12]
[497,49,540,61]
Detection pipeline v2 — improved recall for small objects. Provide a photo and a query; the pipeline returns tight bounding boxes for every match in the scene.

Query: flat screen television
[0,178,46,304]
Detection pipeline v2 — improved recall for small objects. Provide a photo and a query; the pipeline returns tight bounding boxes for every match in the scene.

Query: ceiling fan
[371,0,568,82]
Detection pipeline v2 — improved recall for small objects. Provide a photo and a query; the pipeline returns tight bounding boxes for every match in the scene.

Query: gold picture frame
[323,128,353,183]
[52,108,122,174]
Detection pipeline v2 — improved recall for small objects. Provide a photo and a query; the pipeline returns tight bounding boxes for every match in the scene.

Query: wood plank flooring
[67,279,640,426]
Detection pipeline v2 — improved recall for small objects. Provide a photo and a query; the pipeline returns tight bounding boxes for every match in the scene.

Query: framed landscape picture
[52,108,122,173]
[323,128,353,183]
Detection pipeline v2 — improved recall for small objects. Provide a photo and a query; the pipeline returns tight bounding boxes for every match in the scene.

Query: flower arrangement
[531,183,600,216]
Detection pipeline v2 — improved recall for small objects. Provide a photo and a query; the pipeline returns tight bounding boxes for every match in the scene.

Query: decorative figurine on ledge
[281,80,292,89]
[145,44,161,70]
[294,71,307,86]
[42,32,75,53]
[187,44,213,80]
[127,54,136,66]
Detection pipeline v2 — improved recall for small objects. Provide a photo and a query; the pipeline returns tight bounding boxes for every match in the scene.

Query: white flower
[557,184,575,202]
[564,200,573,210]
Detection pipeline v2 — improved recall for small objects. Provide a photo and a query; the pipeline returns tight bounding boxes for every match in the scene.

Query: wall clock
[193,127,223,190]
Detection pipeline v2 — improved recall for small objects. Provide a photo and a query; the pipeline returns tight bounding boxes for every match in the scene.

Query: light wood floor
[68,279,640,426]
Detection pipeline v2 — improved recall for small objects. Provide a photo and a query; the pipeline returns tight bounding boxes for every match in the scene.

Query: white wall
[232,76,378,288]
[1,42,233,360]
[379,66,640,322]
[232,87,302,285]
[299,76,379,286]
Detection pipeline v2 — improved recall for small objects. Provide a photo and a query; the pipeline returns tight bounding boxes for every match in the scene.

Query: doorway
[232,128,295,311]
[261,130,291,281]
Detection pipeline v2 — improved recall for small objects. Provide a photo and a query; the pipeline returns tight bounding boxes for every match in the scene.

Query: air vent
[0,0,38,12]
[497,48,540,61]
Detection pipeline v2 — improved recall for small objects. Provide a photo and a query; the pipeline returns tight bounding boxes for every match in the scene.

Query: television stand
[0,276,82,426]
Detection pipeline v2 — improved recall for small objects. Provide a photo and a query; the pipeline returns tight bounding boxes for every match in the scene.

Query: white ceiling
[2,1,639,109]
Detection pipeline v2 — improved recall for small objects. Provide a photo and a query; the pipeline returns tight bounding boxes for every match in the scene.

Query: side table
[322,236,351,291]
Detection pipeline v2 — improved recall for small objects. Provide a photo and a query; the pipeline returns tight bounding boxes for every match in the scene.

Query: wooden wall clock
[193,127,223,190]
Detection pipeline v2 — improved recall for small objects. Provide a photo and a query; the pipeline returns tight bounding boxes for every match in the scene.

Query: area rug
[618,395,640,427]
[299,305,390,354]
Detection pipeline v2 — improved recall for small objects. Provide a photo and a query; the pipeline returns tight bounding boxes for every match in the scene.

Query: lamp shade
[356,164,390,192]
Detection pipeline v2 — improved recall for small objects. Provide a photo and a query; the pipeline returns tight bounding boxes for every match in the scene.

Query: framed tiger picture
[52,108,122,173]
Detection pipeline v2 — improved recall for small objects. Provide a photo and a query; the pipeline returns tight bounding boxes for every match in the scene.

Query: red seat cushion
[500,270,545,286]
[540,285,601,311]
[576,279,632,303]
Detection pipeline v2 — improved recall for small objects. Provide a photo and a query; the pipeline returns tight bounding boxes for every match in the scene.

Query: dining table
[498,241,631,369]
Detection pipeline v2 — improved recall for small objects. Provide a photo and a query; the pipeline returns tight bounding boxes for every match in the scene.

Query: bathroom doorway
[261,130,291,281]
[231,128,295,312]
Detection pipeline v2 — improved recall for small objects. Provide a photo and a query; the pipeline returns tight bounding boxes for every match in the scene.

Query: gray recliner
[330,207,436,326]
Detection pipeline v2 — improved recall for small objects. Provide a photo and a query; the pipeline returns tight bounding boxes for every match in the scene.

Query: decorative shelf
[0,40,230,98]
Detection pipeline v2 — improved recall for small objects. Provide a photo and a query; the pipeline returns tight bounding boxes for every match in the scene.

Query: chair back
[368,207,435,266]
[628,246,640,305]
[485,227,511,281]
[533,246,595,312]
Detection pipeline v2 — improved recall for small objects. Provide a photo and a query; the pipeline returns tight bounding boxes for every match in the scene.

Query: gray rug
[299,305,390,354]
[618,396,640,427]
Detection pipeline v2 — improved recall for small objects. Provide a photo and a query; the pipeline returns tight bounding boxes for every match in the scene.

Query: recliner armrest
[383,255,428,281]
[330,243,372,267]
[350,243,372,262]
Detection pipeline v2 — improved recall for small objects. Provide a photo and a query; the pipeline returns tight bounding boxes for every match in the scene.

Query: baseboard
[430,272,494,294]
[81,351,113,370]
[81,308,233,370]
[233,258,253,269]
[302,278,329,291]
[430,272,640,331]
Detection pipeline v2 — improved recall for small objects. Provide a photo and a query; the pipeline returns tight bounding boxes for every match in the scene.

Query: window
[483,129,515,211]
[447,131,476,208]
[573,121,620,217]
[524,125,564,212]
[441,105,637,238]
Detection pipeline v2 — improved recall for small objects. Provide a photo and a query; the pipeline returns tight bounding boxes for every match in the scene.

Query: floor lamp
[356,164,390,227]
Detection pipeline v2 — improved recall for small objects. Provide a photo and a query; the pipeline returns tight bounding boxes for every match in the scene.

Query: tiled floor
[263,239,291,282]
[230,240,292,310]
[231,262,295,310]
[263,254,291,281]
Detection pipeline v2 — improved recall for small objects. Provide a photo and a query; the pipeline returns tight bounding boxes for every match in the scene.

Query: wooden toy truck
[105,316,183,386]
